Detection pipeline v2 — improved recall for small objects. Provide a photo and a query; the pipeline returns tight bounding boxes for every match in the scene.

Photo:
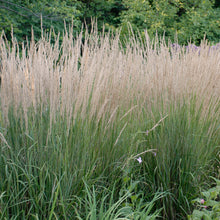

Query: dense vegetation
[1,0,220,45]
[0,1,220,219]
[0,27,220,219]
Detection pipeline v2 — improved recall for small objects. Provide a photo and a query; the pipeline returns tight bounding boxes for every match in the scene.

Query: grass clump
[0,26,219,219]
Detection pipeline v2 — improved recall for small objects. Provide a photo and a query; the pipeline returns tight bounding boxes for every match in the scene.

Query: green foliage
[75,180,163,219]
[119,0,220,44]
[1,97,219,219]
[120,0,178,39]
[0,105,165,219]
[188,177,220,220]
[177,1,220,45]
[79,0,124,30]
[1,0,219,45]
[0,0,83,43]
[134,98,220,219]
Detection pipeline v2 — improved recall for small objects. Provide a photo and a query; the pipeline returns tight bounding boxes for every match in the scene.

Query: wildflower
[137,157,142,164]
[153,152,157,157]
[200,199,205,204]
[146,130,149,136]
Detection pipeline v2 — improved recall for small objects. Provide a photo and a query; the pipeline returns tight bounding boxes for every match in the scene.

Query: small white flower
[137,157,142,164]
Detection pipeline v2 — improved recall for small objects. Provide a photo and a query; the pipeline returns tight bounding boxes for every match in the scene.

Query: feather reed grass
[0,26,219,219]
[1,28,219,127]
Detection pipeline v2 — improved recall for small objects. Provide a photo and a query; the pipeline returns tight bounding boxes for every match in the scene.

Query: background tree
[119,0,220,44]
[0,0,83,43]
[0,0,220,45]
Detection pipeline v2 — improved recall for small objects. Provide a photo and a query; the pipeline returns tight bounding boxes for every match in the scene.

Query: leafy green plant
[188,177,220,220]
